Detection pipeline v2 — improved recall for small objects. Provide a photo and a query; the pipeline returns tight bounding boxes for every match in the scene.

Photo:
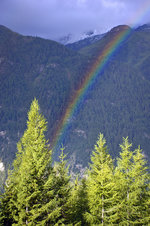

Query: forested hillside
[0,25,89,165]
[0,100,149,225]
[65,25,150,169]
[0,24,150,172]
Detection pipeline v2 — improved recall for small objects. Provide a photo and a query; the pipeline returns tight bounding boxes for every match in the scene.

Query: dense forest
[0,99,149,225]
[0,24,150,172]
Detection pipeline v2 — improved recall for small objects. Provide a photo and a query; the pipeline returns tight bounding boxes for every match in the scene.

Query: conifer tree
[16,99,52,225]
[115,137,150,225]
[130,146,150,224]
[35,147,71,225]
[85,133,117,225]
[0,139,24,225]
[67,177,88,225]
[1,99,52,225]
[0,183,15,225]
[114,137,133,225]
[53,148,71,224]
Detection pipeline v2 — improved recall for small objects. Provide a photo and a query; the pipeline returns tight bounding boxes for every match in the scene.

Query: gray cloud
[0,0,150,40]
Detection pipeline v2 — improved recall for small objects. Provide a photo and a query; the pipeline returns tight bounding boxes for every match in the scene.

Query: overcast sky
[0,0,150,41]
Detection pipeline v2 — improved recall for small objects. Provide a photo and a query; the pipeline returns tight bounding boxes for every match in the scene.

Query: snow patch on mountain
[135,24,150,31]
[0,161,4,172]
[58,29,100,44]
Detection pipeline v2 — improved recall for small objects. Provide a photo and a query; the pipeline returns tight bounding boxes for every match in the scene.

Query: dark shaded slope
[0,25,88,165]
[66,33,104,51]
[62,26,150,170]
[0,24,150,172]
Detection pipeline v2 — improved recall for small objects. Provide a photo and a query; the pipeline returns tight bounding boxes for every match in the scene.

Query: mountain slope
[0,24,150,172]
[62,25,150,169]
[66,33,104,51]
[0,25,88,165]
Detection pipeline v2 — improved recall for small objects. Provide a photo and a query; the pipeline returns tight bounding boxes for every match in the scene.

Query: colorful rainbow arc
[51,0,150,149]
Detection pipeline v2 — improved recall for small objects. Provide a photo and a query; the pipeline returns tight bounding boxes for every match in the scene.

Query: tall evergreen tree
[85,133,117,225]
[115,137,150,225]
[114,137,133,225]
[35,147,71,225]
[16,99,52,225]
[0,99,52,225]
[130,146,150,224]
[1,99,149,226]
[53,148,71,225]
[67,176,88,225]
[0,138,25,225]
[0,182,15,225]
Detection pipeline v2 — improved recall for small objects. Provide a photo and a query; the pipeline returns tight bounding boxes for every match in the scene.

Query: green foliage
[131,147,150,224]
[53,148,71,224]
[0,23,150,224]
[115,137,150,225]
[0,100,73,225]
[66,27,150,170]
[67,177,88,225]
[36,147,72,225]
[0,25,88,165]
[0,25,150,172]
[0,123,149,225]
[0,99,52,225]
[15,99,52,225]
[85,134,117,225]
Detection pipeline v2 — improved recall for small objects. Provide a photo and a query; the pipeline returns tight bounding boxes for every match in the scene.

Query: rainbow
[52,0,150,149]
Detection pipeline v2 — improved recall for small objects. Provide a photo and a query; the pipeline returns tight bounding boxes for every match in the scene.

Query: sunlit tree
[85,134,117,225]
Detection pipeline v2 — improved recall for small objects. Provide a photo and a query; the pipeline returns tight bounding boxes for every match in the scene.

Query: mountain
[135,23,150,31]
[58,29,104,45]
[0,24,89,167]
[66,33,105,51]
[0,24,150,173]
[57,33,73,45]
[64,25,150,169]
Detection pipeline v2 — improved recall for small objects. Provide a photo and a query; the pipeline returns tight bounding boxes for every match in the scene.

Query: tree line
[0,99,149,225]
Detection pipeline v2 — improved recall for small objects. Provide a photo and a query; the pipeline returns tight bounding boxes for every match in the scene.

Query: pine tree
[114,137,133,225]
[130,146,150,224]
[0,140,24,225]
[1,99,52,225]
[115,137,150,225]
[67,177,88,225]
[146,181,150,224]
[16,98,52,225]
[0,184,15,225]
[30,165,56,225]
[53,147,71,225]
[85,133,117,225]
[36,147,71,225]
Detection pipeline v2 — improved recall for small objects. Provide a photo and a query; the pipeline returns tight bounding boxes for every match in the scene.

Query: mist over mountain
[58,29,103,45]
[0,24,150,172]
[135,23,150,31]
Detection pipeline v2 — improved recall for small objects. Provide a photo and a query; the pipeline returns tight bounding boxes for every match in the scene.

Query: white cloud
[0,0,150,40]
[101,0,125,9]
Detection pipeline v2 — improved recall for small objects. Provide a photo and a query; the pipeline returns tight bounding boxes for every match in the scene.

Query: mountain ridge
[0,24,150,172]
